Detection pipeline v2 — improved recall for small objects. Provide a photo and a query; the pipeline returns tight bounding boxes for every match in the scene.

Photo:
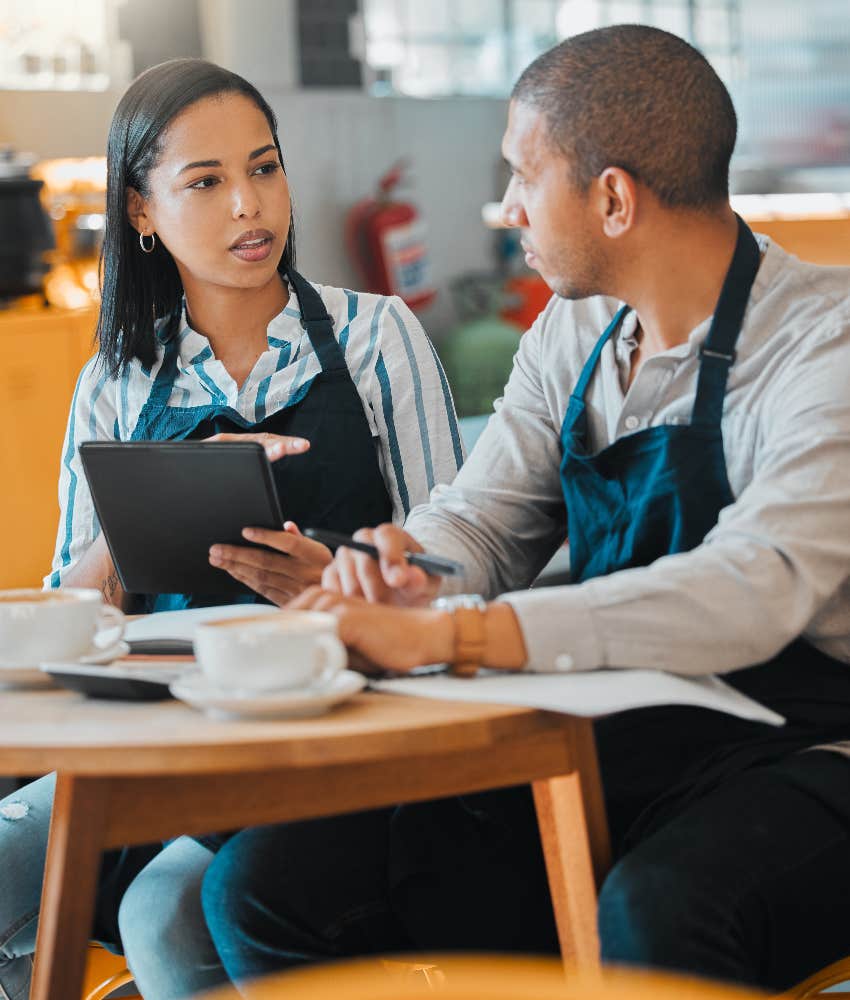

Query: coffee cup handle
[94,605,125,649]
[314,634,347,687]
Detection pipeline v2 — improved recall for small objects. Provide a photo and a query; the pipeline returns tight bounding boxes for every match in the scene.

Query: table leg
[532,720,611,971]
[31,774,111,1000]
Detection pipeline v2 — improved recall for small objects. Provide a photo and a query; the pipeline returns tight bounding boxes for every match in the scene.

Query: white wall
[199,0,510,336]
[259,92,508,335]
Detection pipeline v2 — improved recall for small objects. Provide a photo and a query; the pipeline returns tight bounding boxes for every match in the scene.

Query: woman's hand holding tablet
[202,432,336,605]
[204,431,311,461]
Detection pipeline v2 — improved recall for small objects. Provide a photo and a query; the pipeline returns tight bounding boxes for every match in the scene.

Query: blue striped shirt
[47,279,464,587]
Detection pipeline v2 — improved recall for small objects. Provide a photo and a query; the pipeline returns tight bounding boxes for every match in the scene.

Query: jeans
[0,775,52,1000]
[0,777,226,1000]
[202,751,850,994]
[118,837,228,999]
[202,789,559,988]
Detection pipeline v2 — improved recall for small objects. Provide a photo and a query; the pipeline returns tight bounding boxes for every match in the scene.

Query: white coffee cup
[194,611,348,694]
[0,588,125,668]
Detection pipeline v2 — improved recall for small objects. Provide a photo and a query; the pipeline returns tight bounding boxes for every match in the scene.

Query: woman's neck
[182,272,290,363]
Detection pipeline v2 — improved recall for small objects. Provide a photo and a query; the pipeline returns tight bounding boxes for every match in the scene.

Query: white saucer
[0,640,130,689]
[170,669,367,720]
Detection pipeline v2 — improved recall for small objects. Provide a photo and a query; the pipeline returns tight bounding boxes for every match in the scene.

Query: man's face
[500,100,605,300]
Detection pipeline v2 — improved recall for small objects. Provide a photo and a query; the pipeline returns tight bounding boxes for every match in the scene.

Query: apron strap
[130,334,182,440]
[691,215,761,428]
[287,268,347,374]
[564,305,630,430]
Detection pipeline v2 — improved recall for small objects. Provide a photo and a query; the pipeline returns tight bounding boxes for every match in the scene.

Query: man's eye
[188,176,219,190]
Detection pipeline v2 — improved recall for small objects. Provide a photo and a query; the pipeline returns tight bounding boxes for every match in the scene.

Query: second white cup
[193,611,347,694]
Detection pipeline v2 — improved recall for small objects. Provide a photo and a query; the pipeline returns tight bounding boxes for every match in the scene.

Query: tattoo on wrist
[101,572,119,603]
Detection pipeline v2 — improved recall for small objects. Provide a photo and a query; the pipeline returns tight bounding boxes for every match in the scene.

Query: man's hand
[289,586,453,673]
[210,522,333,605]
[322,523,442,607]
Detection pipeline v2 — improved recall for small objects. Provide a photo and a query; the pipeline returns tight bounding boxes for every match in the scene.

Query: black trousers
[199,746,850,992]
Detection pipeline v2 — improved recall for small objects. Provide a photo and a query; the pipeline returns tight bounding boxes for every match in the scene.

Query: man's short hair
[512,24,737,210]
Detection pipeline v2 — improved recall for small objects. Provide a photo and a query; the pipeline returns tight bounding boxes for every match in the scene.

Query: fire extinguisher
[345,160,436,311]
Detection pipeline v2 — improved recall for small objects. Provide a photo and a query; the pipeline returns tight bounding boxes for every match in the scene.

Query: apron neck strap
[571,304,630,409]
[691,215,761,427]
[287,268,346,373]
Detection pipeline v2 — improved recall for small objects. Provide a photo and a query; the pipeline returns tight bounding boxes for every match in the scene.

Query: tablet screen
[80,441,284,596]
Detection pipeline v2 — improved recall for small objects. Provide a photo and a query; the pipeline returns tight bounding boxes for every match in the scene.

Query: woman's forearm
[61,533,128,609]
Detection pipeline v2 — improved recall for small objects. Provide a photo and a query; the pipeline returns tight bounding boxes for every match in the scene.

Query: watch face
[432,593,486,612]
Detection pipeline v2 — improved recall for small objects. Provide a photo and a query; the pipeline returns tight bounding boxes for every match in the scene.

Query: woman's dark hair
[97,58,296,377]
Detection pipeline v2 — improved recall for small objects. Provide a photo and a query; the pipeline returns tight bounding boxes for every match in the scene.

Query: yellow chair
[81,944,139,1000]
[195,954,772,1000]
[788,956,850,999]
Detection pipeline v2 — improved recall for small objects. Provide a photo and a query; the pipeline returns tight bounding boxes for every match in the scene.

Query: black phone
[80,441,284,596]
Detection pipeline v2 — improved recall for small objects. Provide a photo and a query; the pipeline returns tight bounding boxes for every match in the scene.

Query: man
[204,25,850,991]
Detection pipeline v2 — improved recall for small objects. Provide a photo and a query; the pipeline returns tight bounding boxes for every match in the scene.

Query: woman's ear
[126,187,151,236]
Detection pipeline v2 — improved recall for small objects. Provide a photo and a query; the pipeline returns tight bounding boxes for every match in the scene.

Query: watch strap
[450,605,486,678]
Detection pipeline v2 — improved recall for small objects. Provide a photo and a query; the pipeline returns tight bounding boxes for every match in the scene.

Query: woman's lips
[229,236,274,262]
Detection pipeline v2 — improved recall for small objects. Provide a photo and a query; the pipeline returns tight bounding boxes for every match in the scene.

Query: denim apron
[128,269,393,613]
[387,219,850,948]
[561,217,850,853]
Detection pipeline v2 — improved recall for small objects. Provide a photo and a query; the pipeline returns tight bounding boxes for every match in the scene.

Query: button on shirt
[48,281,464,587]
[405,237,850,677]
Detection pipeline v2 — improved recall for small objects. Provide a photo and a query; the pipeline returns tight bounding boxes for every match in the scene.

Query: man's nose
[500,186,526,228]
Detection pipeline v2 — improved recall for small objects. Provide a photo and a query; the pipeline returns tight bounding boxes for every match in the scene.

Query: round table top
[0,684,568,776]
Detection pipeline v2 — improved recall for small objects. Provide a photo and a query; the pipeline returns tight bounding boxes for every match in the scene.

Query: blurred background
[1,0,849,587]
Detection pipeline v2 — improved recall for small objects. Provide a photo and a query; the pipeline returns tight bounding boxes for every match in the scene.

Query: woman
[0,59,462,999]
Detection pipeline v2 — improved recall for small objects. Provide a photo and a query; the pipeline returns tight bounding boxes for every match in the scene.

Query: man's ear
[594,167,638,239]
[126,187,151,236]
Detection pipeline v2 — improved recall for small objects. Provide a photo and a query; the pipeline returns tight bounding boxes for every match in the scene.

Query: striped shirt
[47,279,463,588]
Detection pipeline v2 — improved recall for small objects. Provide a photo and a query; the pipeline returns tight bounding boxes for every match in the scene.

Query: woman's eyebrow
[178,144,277,174]
[248,143,276,160]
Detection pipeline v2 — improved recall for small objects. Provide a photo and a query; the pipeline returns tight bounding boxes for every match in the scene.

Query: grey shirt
[406,236,850,679]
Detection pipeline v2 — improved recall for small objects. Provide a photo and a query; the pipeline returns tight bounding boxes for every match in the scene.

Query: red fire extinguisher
[345,161,436,311]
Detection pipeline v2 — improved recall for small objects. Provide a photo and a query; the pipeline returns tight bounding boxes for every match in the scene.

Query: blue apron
[388,218,850,915]
[559,217,850,852]
[128,269,393,613]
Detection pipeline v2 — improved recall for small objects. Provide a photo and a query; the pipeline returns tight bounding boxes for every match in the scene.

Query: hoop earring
[139,231,156,254]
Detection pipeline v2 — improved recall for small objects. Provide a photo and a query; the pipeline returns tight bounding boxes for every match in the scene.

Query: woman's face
[131,92,291,295]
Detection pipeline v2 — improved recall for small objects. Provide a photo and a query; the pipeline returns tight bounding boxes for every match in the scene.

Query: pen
[303,528,464,578]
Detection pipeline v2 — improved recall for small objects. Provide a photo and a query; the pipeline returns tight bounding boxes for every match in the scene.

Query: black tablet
[80,441,284,596]
[42,662,185,701]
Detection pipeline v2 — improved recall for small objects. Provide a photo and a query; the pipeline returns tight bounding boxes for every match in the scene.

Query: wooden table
[0,685,611,1000]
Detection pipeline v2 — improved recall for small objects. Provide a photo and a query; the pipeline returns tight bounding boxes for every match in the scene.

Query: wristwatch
[431,594,487,678]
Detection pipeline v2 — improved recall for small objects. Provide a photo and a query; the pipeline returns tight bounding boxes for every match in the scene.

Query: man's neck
[620,205,740,358]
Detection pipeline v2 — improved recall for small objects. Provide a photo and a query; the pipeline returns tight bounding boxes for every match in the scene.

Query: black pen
[303,528,464,578]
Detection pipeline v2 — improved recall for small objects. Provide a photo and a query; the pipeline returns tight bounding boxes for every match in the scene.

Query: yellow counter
[1,305,98,588]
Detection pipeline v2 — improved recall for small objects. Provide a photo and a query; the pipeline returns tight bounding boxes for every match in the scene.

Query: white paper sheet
[374,669,785,726]
[125,604,279,644]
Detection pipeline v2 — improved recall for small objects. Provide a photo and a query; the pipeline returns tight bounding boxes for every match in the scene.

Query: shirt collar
[614,233,776,362]
[157,282,306,355]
